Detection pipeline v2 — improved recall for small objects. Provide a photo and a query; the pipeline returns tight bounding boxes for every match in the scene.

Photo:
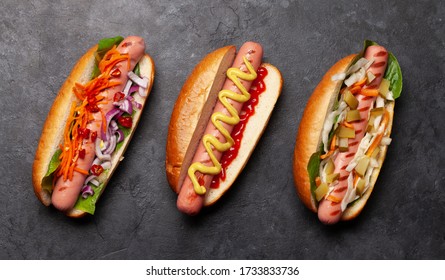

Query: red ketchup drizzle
[210,66,268,189]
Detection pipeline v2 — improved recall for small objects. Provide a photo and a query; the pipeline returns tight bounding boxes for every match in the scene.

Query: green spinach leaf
[384,53,403,99]
[307,151,321,201]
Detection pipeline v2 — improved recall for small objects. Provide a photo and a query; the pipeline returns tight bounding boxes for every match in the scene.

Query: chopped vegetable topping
[91,164,104,176]
[56,45,130,182]
[118,115,133,128]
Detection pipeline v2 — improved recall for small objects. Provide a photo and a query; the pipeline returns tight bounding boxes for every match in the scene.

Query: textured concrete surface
[0,0,444,259]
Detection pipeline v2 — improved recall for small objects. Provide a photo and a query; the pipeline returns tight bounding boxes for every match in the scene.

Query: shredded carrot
[353,77,367,87]
[350,85,362,94]
[320,135,337,159]
[315,177,321,187]
[343,121,354,129]
[320,150,333,160]
[360,88,379,97]
[326,194,342,203]
[365,110,389,157]
[55,45,129,183]
[353,174,360,186]
[101,109,106,134]
[74,167,89,175]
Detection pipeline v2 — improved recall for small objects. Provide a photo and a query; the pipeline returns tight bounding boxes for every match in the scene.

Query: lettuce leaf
[40,149,62,193]
[44,149,62,176]
[96,36,124,58]
[385,53,403,99]
[134,63,141,76]
[307,151,321,202]
[72,172,108,215]
[91,36,124,79]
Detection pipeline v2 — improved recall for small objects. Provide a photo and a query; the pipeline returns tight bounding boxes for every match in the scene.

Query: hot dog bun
[293,53,395,221]
[32,42,155,217]
[293,55,355,213]
[165,46,282,207]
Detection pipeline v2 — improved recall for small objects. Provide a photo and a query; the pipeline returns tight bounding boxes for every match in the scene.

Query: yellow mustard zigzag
[188,56,257,195]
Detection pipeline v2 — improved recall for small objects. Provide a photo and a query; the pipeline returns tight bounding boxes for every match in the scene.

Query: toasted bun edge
[165,46,236,193]
[293,54,356,213]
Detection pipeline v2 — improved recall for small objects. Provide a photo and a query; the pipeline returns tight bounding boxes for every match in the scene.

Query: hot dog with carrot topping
[32,36,155,217]
[293,40,402,224]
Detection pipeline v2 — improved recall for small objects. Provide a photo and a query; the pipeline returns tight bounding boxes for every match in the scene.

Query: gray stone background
[0,0,444,259]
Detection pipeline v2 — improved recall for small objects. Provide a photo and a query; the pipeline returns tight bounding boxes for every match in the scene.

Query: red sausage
[177,42,263,215]
[51,36,145,212]
[318,45,388,224]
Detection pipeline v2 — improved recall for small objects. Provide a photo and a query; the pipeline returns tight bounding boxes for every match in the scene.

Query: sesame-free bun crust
[32,44,155,217]
[292,54,395,221]
[165,47,283,206]
[165,46,236,193]
[293,54,356,212]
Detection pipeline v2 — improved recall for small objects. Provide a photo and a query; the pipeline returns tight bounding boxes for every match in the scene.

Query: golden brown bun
[292,54,395,221]
[32,45,155,217]
[165,47,283,205]
[293,54,356,212]
[165,46,236,193]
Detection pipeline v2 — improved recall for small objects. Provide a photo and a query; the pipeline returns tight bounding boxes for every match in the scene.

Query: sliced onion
[381,137,392,146]
[84,175,97,185]
[134,102,142,110]
[345,58,369,75]
[115,129,124,143]
[331,73,346,82]
[138,82,148,97]
[122,80,132,96]
[101,161,112,170]
[103,135,117,155]
[95,138,111,161]
[370,158,379,168]
[81,185,94,199]
[129,84,139,95]
[119,99,133,114]
[102,108,122,140]
[110,120,118,131]
[90,179,100,186]
[364,59,375,70]
[128,71,148,88]
[92,157,101,166]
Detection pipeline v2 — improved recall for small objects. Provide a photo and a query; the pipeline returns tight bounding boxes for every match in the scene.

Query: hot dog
[32,36,155,217]
[166,42,283,215]
[293,40,402,224]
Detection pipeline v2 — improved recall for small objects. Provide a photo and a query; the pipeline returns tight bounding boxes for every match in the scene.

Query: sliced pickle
[344,90,358,109]
[315,182,329,202]
[366,115,376,132]
[325,159,335,175]
[338,137,349,152]
[355,156,370,177]
[379,78,390,98]
[355,178,366,196]
[370,107,385,117]
[346,110,361,122]
[371,146,381,159]
[338,126,356,138]
[326,173,339,184]
[366,71,376,84]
